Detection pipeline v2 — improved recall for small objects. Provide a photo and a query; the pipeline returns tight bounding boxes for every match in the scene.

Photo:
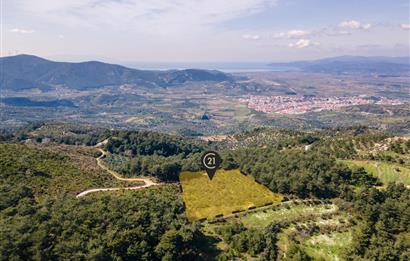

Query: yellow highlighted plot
[179,169,283,221]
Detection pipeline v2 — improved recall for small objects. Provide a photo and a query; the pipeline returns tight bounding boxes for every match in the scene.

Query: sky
[1,0,410,63]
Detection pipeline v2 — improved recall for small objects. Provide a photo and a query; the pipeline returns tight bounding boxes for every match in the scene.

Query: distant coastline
[124,62,294,73]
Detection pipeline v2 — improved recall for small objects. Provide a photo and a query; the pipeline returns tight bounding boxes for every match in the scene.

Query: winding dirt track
[76,147,159,198]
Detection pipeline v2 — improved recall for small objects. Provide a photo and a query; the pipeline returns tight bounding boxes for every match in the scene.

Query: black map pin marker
[201,151,222,180]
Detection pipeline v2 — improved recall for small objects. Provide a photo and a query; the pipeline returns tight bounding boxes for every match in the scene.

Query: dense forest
[234,147,379,199]
[1,185,212,260]
[346,183,410,260]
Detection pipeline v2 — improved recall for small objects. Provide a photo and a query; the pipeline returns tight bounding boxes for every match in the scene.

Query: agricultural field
[179,169,283,221]
[239,200,337,229]
[342,160,410,186]
[202,200,352,260]
[302,230,353,261]
[276,211,353,261]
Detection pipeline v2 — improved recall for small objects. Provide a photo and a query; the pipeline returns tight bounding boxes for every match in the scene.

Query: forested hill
[0,54,233,90]
[1,123,409,259]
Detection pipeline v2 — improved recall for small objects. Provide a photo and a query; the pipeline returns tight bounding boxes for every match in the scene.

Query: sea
[123,62,293,73]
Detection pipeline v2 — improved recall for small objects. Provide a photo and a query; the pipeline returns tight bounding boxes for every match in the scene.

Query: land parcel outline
[179,169,283,221]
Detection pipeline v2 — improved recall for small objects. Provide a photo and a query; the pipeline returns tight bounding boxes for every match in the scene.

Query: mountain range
[2,55,409,92]
[0,54,233,91]
[269,56,410,74]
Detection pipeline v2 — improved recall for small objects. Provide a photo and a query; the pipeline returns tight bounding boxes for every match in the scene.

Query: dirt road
[76,146,159,198]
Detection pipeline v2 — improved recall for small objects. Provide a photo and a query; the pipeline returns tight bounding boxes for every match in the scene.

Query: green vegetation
[234,146,379,199]
[0,144,141,198]
[203,200,350,260]
[12,122,110,146]
[105,130,202,157]
[303,231,352,261]
[1,124,409,260]
[346,183,410,260]
[1,185,215,260]
[240,201,336,229]
[104,152,185,181]
[179,169,283,221]
[100,130,205,182]
[276,212,353,261]
[342,160,410,186]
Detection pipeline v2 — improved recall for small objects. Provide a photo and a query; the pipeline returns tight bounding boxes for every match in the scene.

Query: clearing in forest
[342,160,410,186]
[179,169,283,221]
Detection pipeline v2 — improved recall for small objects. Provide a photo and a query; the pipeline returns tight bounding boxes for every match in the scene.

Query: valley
[0,55,409,260]
[2,0,409,259]
[2,55,409,136]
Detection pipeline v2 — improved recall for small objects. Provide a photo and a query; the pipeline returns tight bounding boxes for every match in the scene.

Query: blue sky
[2,0,409,62]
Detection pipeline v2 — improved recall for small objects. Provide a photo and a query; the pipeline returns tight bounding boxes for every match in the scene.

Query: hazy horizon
[2,0,409,62]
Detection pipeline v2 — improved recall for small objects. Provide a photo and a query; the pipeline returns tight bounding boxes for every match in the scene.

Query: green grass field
[179,169,283,221]
[342,160,410,186]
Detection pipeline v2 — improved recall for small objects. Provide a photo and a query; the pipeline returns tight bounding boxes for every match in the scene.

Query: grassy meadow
[179,169,283,221]
[342,160,410,186]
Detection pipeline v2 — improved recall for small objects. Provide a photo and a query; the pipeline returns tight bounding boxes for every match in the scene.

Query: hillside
[0,54,233,90]
[1,124,409,260]
[0,143,143,198]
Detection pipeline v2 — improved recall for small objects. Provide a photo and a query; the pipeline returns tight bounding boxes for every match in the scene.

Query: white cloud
[338,20,371,30]
[273,30,310,39]
[12,0,279,34]
[288,39,319,49]
[9,28,35,34]
[362,23,372,30]
[287,30,310,38]
[242,34,260,40]
[400,23,410,30]
[339,20,361,29]
[272,32,286,38]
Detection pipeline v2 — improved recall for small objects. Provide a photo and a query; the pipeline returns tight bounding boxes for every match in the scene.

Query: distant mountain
[0,54,233,90]
[269,56,410,74]
[3,97,76,107]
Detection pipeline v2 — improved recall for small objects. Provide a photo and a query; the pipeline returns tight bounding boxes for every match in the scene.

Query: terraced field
[239,201,337,229]
[342,160,410,186]
[179,169,283,221]
[303,230,352,260]
[202,200,352,260]
[275,209,353,261]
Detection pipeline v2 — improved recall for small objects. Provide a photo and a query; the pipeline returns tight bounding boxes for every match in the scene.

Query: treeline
[104,154,185,182]
[103,150,239,182]
[105,130,203,157]
[101,130,204,182]
[3,122,111,146]
[311,128,389,159]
